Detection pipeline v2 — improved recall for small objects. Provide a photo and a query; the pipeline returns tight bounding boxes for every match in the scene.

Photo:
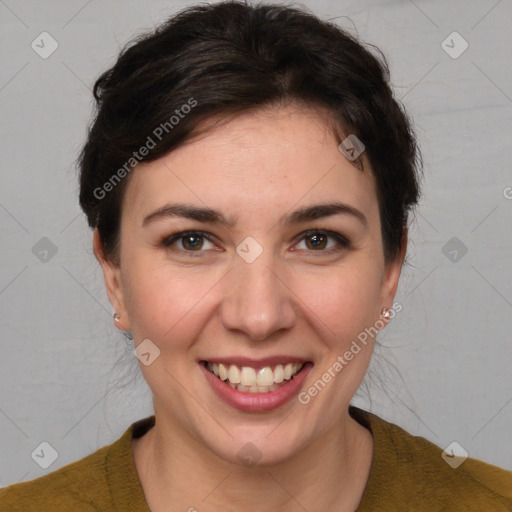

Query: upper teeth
[206,362,303,386]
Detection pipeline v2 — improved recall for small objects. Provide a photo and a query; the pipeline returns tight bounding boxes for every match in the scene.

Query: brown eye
[161,231,215,253]
[305,233,328,250]
[181,234,204,250]
[294,230,350,253]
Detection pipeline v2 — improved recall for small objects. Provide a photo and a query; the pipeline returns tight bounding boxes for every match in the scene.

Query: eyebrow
[142,201,368,229]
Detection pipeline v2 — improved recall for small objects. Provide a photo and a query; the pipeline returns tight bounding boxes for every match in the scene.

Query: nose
[219,253,297,342]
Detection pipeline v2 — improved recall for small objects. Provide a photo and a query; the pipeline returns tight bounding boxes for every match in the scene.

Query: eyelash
[160,229,350,256]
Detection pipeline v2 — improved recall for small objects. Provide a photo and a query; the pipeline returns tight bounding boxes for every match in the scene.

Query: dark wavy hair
[78,0,422,264]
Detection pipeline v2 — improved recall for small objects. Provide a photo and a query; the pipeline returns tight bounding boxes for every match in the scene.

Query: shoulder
[351,406,512,511]
[0,416,153,512]
[0,415,156,512]
[401,430,512,506]
[0,443,111,512]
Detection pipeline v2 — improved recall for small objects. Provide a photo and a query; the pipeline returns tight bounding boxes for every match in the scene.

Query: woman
[1,1,510,510]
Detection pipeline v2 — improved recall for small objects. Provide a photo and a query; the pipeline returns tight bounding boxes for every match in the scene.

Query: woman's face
[97,105,403,465]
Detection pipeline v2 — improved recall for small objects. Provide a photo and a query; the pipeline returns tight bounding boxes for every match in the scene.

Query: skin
[94,104,405,511]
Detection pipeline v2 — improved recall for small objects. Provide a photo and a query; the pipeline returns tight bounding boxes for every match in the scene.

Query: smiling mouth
[202,361,307,393]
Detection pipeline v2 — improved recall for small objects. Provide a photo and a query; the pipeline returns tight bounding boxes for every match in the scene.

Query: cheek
[122,259,225,345]
[291,262,383,342]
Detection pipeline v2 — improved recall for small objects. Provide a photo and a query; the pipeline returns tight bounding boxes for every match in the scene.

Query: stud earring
[113,312,120,323]
[380,307,391,320]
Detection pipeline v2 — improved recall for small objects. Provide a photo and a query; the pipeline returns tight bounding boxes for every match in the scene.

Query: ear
[380,226,408,308]
[93,228,131,332]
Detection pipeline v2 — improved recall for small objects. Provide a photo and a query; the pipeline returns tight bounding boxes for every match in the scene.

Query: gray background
[1,0,511,487]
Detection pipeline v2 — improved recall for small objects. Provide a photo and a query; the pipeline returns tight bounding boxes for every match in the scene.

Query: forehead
[123,105,379,227]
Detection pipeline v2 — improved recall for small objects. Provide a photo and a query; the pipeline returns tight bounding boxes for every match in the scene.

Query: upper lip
[200,356,311,368]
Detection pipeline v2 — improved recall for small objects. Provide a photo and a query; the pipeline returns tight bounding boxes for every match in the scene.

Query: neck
[132,408,373,512]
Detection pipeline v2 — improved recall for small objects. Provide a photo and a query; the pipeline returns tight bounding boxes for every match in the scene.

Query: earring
[113,312,120,323]
[380,307,391,320]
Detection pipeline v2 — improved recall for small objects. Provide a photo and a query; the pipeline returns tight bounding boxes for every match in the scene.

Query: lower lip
[200,362,313,412]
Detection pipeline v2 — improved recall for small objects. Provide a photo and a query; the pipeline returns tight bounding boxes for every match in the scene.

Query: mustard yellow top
[1,406,511,511]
